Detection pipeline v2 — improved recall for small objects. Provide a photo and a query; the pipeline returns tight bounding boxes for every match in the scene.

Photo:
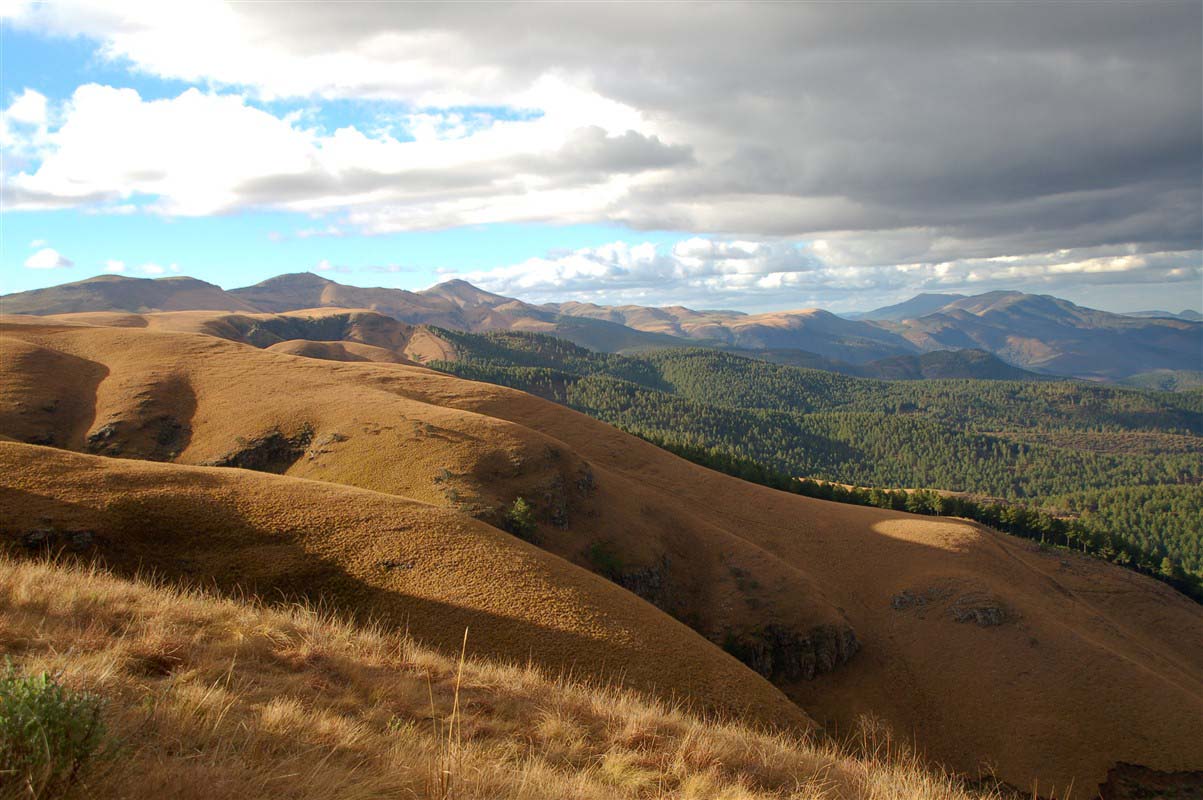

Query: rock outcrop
[723,622,860,681]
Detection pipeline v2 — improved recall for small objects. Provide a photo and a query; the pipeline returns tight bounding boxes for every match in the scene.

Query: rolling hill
[548,290,1201,377]
[548,299,919,362]
[420,329,1203,590]
[0,274,260,315]
[2,311,1202,795]
[0,553,1000,800]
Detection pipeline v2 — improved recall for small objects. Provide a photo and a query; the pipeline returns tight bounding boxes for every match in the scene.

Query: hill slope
[0,441,798,727]
[0,274,260,315]
[1,314,1201,794]
[850,348,1050,380]
[429,330,1203,583]
[0,554,997,800]
[846,293,967,322]
[550,300,919,362]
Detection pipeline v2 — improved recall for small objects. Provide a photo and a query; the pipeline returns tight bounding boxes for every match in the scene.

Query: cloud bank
[3,1,1200,302]
[448,239,1201,311]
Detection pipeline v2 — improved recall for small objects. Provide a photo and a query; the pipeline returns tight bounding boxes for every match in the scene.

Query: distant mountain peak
[422,278,515,307]
[245,271,334,288]
[851,292,966,322]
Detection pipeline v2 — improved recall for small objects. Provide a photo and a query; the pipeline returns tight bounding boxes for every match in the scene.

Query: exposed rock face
[86,416,190,461]
[84,373,196,462]
[891,588,944,610]
[1098,763,1203,800]
[950,593,1011,627]
[614,554,670,609]
[204,426,314,474]
[892,582,1015,627]
[723,623,860,681]
[20,528,96,552]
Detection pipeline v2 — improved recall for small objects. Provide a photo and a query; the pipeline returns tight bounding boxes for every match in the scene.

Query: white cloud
[2,88,50,160]
[28,238,45,247]
[449,238,1203,311]
[6,88,47,125]
[3,2,1198,300]
[3,83,679,227]
[23,247,73,269]
[104,259,126,273]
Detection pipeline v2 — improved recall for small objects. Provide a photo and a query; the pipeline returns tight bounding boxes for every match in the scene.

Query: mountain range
[3,273,1200,379]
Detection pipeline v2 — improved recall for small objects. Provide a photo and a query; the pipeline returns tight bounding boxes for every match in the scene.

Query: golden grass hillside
[0,441,801,731]
[0,555,996,800]
[2,315,1202,795]
[5,308,452,364]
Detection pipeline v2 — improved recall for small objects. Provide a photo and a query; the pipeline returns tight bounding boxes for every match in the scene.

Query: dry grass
[5,317,1203,795]
[0,555,995,800]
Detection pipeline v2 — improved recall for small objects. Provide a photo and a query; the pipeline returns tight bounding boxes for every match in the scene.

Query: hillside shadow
[0,339,109,451]
[0,482,796,728]
[86,372,197,462]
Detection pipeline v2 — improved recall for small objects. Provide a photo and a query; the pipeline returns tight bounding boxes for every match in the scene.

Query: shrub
[586,540,625,580]
[503,497,537,540]
[0,661,107,799]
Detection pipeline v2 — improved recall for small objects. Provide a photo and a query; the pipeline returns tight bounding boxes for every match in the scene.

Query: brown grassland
[0,555,997,800]
[2,311,1202,797]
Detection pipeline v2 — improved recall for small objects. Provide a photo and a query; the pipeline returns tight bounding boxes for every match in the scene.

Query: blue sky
[2,3,1200,313]
[3,207,682,294]
[0,23,682,296]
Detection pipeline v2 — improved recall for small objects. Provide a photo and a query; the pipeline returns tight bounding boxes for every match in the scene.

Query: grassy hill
[0,275,259,315]
[0,554,997,800]
[3,312,1203,794]
[427,330,1203,580]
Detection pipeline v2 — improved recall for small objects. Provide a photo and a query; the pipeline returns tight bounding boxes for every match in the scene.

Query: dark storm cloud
[10,0,1202,294]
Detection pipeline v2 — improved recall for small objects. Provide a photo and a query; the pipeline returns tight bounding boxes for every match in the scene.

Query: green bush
[586,540,625,580]
[503,497,538,540]
[0,661,107,799]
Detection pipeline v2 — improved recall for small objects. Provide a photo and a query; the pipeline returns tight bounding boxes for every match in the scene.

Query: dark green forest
[429,329,1203,596]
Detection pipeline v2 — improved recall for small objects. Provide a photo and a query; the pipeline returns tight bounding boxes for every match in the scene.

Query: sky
[2,1,1201,314]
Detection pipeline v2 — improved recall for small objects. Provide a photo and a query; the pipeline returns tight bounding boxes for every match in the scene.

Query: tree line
[429,328,1203,596]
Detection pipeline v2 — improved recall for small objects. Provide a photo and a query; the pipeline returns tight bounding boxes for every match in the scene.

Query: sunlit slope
[264,339,414,363]
[2,315,1202,794]
[439,378,1203,793]
[15,307,446,362]
[0,441,805,731]
[0,555,997,800]
[0,316,853,662]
